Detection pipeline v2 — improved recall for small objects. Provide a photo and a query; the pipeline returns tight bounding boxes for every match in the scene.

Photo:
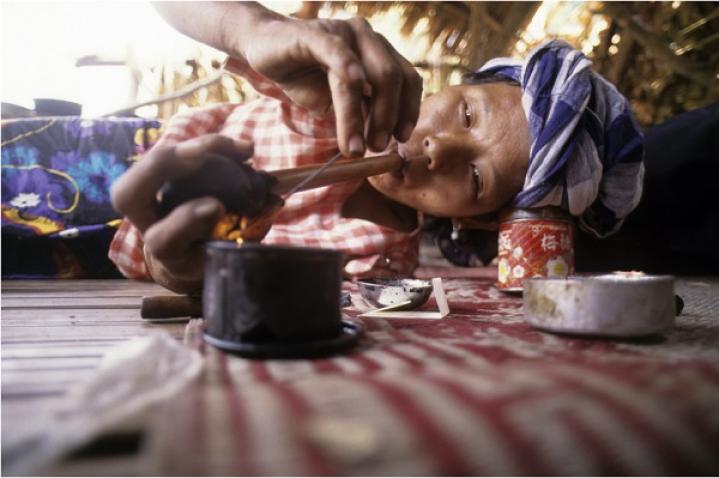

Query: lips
[392,158,406,180]
[394,147,414,181]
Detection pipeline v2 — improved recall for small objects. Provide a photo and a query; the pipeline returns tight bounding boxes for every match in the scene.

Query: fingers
[310,20,366,157]
[348,18,400,151]
[294,24,367,157]
[328,69,366,157]
[346,18,422,152]
[247,16,421,156]
[142,196,225,272]
[111,145,176,233]
[286,18,409,156]
[111,134,254,232]
[388,43,423,144]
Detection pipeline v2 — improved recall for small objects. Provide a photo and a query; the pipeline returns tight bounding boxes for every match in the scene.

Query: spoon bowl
[357,278,433,311]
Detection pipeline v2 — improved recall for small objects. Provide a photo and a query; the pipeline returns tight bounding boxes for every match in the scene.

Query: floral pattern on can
[497,207,574,291]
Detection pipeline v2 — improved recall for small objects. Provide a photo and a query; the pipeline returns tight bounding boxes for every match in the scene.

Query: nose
[423,135,460,171]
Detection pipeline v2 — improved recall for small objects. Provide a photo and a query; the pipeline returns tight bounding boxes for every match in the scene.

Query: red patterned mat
[150,277,719,475]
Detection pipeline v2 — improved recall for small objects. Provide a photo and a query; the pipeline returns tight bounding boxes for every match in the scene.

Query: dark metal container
[203,242,344,347]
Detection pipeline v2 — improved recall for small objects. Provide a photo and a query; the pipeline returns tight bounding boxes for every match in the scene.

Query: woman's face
[369,82,531,218]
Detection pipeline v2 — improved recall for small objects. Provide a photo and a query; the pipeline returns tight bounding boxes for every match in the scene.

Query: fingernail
[349,134,364,156]
[372,131,389,151]
[348,64,366,83]
[194,199,220,218]
[399,122,415,142]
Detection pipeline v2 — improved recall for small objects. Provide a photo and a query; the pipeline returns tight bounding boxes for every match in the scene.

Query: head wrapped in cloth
[466,40,644,238]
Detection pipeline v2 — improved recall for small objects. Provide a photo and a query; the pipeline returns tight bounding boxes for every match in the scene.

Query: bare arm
[152,2,279,58]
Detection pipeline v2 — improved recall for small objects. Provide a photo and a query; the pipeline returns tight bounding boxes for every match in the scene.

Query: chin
[368,173,396,193]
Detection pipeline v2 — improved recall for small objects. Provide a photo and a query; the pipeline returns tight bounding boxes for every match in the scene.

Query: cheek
[367,174,404,203]
[407,180,468,215]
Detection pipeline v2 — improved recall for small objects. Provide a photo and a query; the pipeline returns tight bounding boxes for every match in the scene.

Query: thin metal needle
[282,151,345,198]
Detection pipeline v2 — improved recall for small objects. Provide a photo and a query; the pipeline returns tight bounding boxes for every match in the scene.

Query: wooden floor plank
[2,297,143,309]
[2,290,178,299]
[2,308,159,320]
[0,280,186,476]
[2,382,75,397]
[3,345,115,359]
[1,309,195,322]
[1,338,127,346]
[2,340,133,348]
[2,324,186,340]
[3,368,96,385]
[3,319,142,326]
[1,279,166,294]
[2,356,101,370]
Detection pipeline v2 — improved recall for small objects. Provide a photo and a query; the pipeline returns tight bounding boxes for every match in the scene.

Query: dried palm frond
[130,1,719,127]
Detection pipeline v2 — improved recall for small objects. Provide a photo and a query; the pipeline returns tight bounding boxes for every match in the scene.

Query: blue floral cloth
[2,117,162,278]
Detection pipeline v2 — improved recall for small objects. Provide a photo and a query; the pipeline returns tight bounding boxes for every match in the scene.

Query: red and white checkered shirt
[109,62,419,281]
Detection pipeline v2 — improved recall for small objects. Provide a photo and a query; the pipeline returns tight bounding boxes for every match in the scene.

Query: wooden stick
[141,295,202,319]
[269,154,403,195]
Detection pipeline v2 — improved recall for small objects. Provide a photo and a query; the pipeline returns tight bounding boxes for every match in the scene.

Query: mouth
[391,152,429,183]
[392,157,405,180]
[381,140,429,183]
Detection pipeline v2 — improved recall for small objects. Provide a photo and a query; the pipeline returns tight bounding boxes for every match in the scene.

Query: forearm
[152,1,283,60]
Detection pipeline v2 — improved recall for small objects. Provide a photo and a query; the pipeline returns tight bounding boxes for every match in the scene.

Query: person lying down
[109,40,644,293]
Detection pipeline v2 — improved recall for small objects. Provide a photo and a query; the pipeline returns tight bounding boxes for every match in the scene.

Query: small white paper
[360,277,450,319]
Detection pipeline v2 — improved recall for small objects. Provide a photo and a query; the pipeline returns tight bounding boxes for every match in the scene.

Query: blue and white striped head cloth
[467,40,645,238]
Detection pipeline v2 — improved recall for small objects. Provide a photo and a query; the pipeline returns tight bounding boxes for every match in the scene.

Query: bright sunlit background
[1,1,443,117]
[1,1,227,117]
[3,1,710,126]
[0,1,597,118]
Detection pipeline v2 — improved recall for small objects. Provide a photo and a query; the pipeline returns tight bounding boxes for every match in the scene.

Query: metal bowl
[357,278,433,311]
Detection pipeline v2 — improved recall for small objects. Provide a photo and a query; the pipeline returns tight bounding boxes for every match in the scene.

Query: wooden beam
[468,2,540,70]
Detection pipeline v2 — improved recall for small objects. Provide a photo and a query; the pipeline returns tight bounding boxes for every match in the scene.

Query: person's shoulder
[169,103,244,122]
[164,103,246,132]
[157,103,245,141]
[228,95,334,136]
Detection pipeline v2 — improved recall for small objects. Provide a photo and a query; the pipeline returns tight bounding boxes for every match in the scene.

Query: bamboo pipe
[158,153,413,218]
[148,154,422,318]
[269,153,404,196]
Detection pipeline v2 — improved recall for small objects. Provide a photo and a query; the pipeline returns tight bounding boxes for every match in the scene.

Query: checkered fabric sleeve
[109,61,420,280]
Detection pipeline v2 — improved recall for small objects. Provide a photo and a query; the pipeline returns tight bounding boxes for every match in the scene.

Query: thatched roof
[321,2,540,70]
[104,1,718,127]
[318,1,719,127]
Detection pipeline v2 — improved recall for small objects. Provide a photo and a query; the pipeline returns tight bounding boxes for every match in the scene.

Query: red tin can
[497,207,574,292]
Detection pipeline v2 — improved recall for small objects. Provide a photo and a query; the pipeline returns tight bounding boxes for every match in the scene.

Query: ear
[455,213,499,231]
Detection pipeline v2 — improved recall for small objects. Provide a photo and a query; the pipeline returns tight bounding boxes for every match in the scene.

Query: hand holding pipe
[271,154,403,195]
[147,153,408,318]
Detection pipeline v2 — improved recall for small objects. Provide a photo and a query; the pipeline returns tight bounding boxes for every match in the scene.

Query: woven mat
[147,277,719,475]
